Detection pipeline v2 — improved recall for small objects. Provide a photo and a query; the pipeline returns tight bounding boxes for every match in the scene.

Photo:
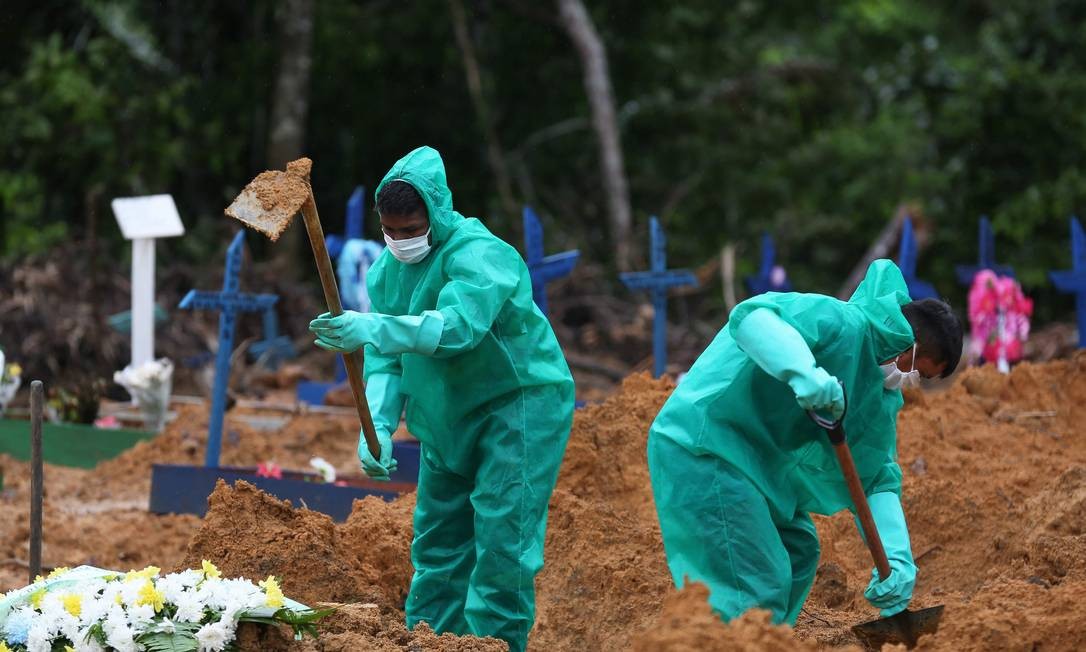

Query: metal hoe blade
[224,159,312,241]
[852,605,944,650]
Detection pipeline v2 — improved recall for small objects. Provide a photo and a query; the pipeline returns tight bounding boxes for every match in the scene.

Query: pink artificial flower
[256,462,283,479]
[94,415,121,430]
[968,272,1033,366]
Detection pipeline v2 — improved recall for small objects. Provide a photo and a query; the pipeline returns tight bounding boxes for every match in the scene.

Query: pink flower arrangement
[968,270,1033,369]
[256,462,283,479]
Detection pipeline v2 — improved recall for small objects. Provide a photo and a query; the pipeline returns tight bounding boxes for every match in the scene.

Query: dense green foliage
[3,0,1085,320]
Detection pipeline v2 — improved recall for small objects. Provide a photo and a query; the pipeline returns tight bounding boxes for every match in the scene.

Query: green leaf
[136,622,202,652]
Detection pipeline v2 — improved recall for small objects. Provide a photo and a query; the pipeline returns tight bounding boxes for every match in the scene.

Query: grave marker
[620,217,699,378]
[1049,216,1086,348]
[111,194,185,367]
[179,232,278,466]
[897,216,938,300]
[745,232,792,296]
[249,307,295,370]
[523,206,580,315]
[955,216,1014,285]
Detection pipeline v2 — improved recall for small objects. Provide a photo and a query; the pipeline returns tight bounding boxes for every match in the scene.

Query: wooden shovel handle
[300,192,382,460]
[826,427,894,581]
[808,389,893,582]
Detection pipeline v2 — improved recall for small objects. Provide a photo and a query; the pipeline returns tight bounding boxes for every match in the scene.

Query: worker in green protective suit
[308,146,574,651]
[648,260,962,625]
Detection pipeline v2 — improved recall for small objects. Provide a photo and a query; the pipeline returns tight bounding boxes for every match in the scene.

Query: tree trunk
[448,0,519,228]
[266,0,315,270]
[267,0,315,169]
[556,0,632,270]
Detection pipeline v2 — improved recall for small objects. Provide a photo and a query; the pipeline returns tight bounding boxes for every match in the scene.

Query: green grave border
[0,419,156,469]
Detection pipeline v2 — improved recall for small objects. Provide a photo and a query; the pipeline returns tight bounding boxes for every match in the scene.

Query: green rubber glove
[358,373,403,481]
[861,492,917,617]
[733,307,845,419]
[358,427,396,481]
[309,310,443,356]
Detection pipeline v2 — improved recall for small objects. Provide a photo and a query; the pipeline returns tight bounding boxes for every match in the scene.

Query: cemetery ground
[3,356,1086,650]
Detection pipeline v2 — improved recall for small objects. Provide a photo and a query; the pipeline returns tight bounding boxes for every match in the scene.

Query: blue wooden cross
[955,216,1014,286]
[523,206,580,315]
[1049,216,1086,348]
[745,232,792,296]
[248,307,295,370]
[179,231,278,467]
[898,216,938,300]
[620,216,699,378]
[325,186,366,261]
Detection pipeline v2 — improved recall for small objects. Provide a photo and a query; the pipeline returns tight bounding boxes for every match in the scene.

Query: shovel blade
[852,605,944,650]
[225,168,310,242]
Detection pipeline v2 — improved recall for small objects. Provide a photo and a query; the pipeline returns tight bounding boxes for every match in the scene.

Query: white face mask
[881,343,921,390]
[384,229,432,264]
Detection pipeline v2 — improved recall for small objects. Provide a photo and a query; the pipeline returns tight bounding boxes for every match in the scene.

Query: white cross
[111,194,185,368]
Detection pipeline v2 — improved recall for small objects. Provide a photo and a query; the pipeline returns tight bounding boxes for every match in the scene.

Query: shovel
[225,158,381,460]
[808,397,944,650]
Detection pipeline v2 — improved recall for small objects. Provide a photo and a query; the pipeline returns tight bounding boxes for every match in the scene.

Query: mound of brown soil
[631,583,823,651]
[178,480,414,607]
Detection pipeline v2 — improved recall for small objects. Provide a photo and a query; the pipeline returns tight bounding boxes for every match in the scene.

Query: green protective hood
[847,259,915,363]
[374,146,462,244]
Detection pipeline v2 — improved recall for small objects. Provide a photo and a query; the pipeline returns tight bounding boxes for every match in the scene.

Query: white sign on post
[111,194,185,368]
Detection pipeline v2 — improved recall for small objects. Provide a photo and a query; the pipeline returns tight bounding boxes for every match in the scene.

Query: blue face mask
[881,343,920,390]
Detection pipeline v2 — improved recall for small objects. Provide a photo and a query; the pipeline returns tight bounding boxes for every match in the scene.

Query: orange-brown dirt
[3,355,1086,649]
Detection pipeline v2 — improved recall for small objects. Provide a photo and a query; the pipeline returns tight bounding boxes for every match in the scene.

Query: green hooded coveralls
[647,260,915,624]
[364,147,574,651]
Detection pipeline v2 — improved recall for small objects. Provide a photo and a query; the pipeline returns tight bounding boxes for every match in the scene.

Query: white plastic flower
[309,456,336,483]
[195,620,233,652]
[105,625,139,652]
[25,619,53,652]
[80,593,111,626]
[72,632,106,652]
[174,591,205,623]
[126,602,156,631]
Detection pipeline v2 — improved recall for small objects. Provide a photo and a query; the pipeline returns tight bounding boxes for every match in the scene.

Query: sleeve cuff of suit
[415,310,444,356]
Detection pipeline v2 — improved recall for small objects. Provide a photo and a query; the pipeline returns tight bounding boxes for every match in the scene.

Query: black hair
[902,298,963,378]
[376,180,427,218]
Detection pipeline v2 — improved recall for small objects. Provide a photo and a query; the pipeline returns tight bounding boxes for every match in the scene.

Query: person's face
[893,345,947,379]
[380,209,429,241]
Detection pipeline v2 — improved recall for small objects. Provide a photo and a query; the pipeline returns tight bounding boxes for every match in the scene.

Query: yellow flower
[62,593,82,617]
[124,566,160,583]
[29,587,46,610]
[7,363,22,377]
[258,576,284,608]
[114,593,123,605]
[47,566,70,579]
[33,575,44,584]
[135,580,165,613]
[1,641,13,652]
[201,560,221,580]
[65,647,75,652]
